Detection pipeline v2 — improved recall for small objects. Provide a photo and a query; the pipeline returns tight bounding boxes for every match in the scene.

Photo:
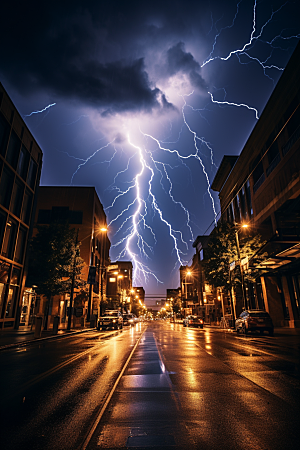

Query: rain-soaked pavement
[86,322,300,449]
[1,321,300,450]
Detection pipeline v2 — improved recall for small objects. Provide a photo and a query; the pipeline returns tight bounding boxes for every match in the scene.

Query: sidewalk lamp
[234,223,248,311]
[87,226,108,323]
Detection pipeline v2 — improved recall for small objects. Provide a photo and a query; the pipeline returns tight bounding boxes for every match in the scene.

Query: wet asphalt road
[1,322,300,450]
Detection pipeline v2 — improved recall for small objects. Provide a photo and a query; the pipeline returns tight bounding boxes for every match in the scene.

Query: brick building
[32,186,110,328]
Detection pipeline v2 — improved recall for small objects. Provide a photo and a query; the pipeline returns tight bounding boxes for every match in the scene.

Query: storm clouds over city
[1,0,299,293]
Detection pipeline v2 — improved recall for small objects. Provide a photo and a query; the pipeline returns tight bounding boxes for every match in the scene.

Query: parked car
[123,313,136,326]
[183,315,204,328]
[235,310,274,336]
[97,310,123,330]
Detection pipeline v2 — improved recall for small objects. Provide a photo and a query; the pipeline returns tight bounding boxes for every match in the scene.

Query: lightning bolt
[24,103,56,117]
[57,0,299,289]
[208,91,259,120]
[70,139,116,184]
[202,0,299,82]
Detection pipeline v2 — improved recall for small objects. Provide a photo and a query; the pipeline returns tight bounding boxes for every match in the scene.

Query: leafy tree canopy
[27,222,85,300]
[203,221,266,290]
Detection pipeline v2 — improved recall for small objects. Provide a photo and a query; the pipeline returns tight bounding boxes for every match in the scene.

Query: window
[0,261,10,283]
[286,105,300,138]
[17,145,30,180]
[14,227,27,264]
[21,190,32,224]
[245,180,253,217]
[5,286,18,318]
[10,179,24,218]
[0,113,10,157]
[2,218,17,259]
[0,210,7,250]
[11,266,21,286]
[239,187,246,220]
[109,278,116,282]
[0,282,7,318]
[0,165,14,209]
[0,260,10,318]
[6,130,21,169]
[27,158,37,189]
[253,161,265,193]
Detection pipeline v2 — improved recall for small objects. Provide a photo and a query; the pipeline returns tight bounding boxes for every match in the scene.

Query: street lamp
[234,223,248,311]
[87,226,108,323]
[99,227,108,317]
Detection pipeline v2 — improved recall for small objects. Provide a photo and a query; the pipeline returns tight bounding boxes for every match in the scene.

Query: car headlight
[129,319,133,323]
[112,319,116,323]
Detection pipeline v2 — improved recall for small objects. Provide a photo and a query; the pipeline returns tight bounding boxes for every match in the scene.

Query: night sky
[1,0,299,300]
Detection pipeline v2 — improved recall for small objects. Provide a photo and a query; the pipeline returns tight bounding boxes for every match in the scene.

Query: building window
[0,165,14,209]
[21,190,33,224]
[6,130,21,169]
[239,186,247,220]
[0,113,10,157]
[0,209,7,250]
[291,275,300,319]
[253,162,265,193]
[2,218,17,259]
[5,286,18,318]
[233,197,240,222]
[27,158,37,189]
[286,105,300,138]
[245,180,253,217]
[11,179,24,218]
[0,261,10,318]
[14,226,27,264]
[109,277,116,282]
[17,145,30,180]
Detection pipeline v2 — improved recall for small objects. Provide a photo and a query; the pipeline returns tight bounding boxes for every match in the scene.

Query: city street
[1,322,300,450]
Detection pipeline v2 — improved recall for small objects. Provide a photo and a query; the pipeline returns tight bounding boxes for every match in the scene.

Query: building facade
[106,261,133,311]
[211,42,300,328]
[31,186,110,328]
[0,83,43,330]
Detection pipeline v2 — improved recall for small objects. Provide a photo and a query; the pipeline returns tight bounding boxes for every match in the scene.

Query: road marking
[80,329,146,450]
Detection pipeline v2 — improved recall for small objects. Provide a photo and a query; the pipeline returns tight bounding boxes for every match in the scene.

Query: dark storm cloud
[166,42,207,91]
[0,0,212,114]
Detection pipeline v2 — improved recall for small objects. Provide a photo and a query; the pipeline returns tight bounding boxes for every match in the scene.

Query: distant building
[211,41,300,327]
[0,82,43,330]
[106,261,133,311]
[32,186,110,328]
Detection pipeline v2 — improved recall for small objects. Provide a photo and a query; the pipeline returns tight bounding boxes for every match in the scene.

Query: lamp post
[99,227,108,318]
[87,226,108,323]
[183,270,192,316]
[234,223,248,311]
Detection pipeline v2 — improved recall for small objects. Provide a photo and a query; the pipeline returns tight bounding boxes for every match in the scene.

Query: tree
[203,221,267,293]
[27,222,85,329]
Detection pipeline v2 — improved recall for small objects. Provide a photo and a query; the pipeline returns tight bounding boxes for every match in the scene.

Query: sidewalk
[0,326,94,351]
